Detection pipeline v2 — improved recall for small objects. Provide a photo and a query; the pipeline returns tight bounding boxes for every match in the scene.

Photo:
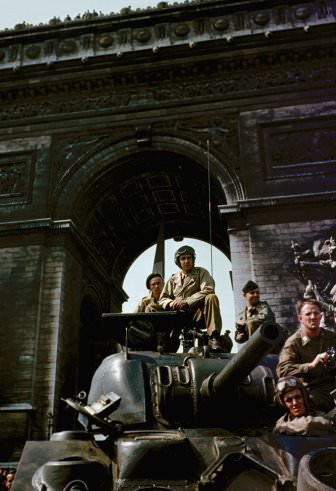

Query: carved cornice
[219,190,336,215]
[0,42,335,121]
[0,0,335,72]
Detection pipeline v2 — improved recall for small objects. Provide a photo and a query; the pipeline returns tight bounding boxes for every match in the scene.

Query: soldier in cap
[235,280,276,344]
[273,375,336,436]
[134,273,164,312]
[158,245,224,351]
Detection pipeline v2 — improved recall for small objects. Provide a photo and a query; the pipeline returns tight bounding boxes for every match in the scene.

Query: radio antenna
[207,139,213,276]
[185,125,227,275]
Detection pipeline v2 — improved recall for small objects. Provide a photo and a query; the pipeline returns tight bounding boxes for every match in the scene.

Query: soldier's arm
[185,268,215,308]
[158,278,175,310]
[252,302,275,322]
[134,299,145,313]
[276,342,311,378]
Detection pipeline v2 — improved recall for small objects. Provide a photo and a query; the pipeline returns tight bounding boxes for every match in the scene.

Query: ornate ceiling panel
[75,150,228,280]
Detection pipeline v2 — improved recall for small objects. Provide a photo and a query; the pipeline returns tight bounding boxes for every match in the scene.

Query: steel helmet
[274,376,309,408]
[174,245,196,266]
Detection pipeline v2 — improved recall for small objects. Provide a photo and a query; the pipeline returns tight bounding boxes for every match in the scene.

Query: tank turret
[12,313,336,491]
[78,318,282,431]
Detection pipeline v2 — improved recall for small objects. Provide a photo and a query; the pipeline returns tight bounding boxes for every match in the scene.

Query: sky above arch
[0,0,160,30]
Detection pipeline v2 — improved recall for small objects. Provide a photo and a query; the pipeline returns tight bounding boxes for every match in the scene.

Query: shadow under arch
[52,135,244,290]
[53,135,244,217]
[77,284,122,389]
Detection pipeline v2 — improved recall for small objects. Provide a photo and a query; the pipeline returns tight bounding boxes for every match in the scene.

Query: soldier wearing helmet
[273,376,336,436]
[158,245,224,351]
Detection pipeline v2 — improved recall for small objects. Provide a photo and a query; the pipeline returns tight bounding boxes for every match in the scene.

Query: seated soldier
[156,245,223,351]
[235,280,276,344]
[134,273,164,313]
[277,299,336,412]
[273,376,336,436]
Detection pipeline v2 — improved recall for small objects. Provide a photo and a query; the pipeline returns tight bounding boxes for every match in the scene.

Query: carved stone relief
[0,153,34,205]
[1,44,335,121]
[52,136,109,183]
[261,118,336,179]
[291,234,336,329]
[172,116,240,170]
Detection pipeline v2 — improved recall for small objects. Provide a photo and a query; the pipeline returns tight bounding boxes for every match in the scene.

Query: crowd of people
[0,468,15,490]
[134,244,336,436]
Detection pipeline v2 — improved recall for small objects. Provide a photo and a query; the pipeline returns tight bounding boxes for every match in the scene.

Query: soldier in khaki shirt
[277,299,336,412]
[134,273,164,312]
[158,245,223,351]
[273,376,336,436]
[234,280,275,344]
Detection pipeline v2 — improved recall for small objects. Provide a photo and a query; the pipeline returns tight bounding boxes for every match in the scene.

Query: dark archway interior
[78,295,102,394]
[78,295,117,393]
[74,150,230,284]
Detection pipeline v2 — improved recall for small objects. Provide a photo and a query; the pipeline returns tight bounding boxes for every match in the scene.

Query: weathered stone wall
[0,240,80,456]
[0,243,43,404]
[0,0,335,464]
[0,233,113,458]
[230,219,336,332]
[32,244,83,439]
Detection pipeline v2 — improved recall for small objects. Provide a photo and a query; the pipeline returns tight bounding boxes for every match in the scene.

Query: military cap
[146,273,163,290]
[242,280,259,294]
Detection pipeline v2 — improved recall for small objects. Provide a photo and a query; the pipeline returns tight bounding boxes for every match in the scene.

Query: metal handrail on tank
[200,322,283,398]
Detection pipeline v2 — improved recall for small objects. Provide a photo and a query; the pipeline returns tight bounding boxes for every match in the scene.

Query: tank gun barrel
[200,322,283,398]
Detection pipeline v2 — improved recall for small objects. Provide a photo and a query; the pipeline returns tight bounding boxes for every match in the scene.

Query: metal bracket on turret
[62,391,123,434]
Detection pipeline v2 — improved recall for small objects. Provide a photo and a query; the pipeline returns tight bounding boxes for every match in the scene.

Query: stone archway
[53,136,243,289]
[50,138,242,426]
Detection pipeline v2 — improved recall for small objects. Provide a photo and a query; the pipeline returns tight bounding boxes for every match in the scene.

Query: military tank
[12,312,336,490]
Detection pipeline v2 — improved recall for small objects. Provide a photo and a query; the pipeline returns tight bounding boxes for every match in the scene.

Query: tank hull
[13,428,336,490]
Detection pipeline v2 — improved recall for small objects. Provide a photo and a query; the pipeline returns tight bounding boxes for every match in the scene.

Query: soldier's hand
[236,321,246,332]
[170,299,188,310]
[308,352,328,370]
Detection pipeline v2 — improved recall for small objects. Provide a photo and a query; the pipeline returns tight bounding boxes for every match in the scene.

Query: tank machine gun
[13,313,336,490]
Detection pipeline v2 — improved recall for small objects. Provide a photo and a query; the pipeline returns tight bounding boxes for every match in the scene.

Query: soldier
[134,273,164,312]
[234,280,276,344]
[158,245,223,351]
[277,299,336,412]
[273,376,336,436]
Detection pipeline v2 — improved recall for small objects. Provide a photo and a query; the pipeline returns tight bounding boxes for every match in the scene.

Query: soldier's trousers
[147,293,222,336]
